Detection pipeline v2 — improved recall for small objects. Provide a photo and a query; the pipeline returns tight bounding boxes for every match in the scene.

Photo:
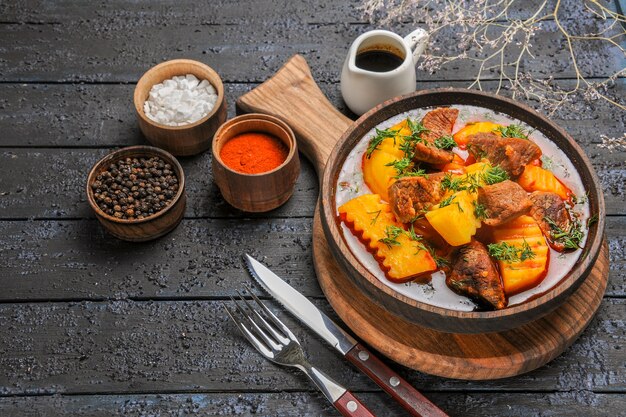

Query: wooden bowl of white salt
[134,59,228,156]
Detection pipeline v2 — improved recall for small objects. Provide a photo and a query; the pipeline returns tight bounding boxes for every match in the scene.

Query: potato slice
[491,215,550,295]
[425,190,479,246]
[339,194,437,283]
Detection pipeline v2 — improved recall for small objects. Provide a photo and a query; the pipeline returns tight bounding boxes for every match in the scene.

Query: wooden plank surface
[0,0,624,415]
[0,148,320,219]
[0,80,623,148]
[1,392,624,417]
[0,20,624,83]
[0,217,624,301]
[0,0,617,24]
[1,146,624,218]
[0,299,623,395]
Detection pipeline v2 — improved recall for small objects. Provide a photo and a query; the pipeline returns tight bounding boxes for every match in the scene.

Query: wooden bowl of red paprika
[211,113,300,212]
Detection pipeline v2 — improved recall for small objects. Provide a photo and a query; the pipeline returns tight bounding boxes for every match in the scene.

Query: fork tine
[222,302,274,358]
[232,295,281,351]
[247,288,298,342]
[237,289,290,344]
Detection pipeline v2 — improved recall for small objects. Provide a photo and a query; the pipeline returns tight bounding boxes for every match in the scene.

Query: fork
[224,289,375,417]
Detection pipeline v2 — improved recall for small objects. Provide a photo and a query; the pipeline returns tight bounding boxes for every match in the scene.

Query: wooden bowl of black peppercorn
[86,145,186,242]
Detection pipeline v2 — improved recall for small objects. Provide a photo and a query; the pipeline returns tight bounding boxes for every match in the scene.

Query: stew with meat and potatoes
[336,106,594,311]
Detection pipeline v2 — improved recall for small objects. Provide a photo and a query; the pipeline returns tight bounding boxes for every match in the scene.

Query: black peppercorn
[92,155,178,220]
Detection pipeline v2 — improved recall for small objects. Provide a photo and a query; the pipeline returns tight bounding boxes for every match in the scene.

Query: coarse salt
[144,74,218,126]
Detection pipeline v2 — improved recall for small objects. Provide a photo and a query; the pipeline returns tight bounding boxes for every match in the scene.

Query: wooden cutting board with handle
[236,54,609,380]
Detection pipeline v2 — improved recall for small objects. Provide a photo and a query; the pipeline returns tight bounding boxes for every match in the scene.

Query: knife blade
[243,254,448,417]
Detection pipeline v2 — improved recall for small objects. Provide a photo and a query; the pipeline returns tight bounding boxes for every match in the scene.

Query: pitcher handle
[404,28,429,63]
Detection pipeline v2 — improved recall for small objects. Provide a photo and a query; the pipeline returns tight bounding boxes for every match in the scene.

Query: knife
[243,254,448,417]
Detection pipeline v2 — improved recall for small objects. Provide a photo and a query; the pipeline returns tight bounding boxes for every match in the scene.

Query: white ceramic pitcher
[340,29,429,116]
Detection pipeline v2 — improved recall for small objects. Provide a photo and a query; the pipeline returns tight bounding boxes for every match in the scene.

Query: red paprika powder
[220,132,288,174]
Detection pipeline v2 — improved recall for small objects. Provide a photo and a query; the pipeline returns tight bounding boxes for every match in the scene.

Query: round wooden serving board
[314,213,608,380]
[237,55,610,380]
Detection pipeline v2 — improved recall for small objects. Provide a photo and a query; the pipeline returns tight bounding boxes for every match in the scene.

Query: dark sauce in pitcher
[355,49,404,72]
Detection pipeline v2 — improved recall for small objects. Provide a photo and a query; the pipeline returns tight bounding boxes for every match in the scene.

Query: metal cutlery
[243,254,448,417]
[223,289,375,417]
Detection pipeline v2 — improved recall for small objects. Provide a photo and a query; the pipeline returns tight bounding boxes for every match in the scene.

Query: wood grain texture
[0,0,624,415]
[0,299,623,395]
[0,20,622,83]
[0,149,320,220]
[1,0,615,25]
[316,223,610,380]
[334,391,376,417]
[1,392,624,417]
[0,216,623,302]
[0,218,316,301]
[0,80,622,149]
[237,55,352,174]
[346,343,448,417]
[0,148,623,219]
[212,114,300,212]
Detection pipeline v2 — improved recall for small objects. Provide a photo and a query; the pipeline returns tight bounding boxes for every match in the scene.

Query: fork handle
[335,390,376,417]
[346,343,448,417]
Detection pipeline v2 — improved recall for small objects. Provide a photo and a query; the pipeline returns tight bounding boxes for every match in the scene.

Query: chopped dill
[440,173,466,192]
[407,224,421,242]
[487,241,531,263]
[438,194,463,212]
[440,173,481,193]
[464,173,482,193]
[473,201,487,220]
[385,157,412,176]
[467,143,488,160]
[407,212,426,223]
[398,118,429,157]
[587,213,599,228]
[411,231,449,268]
[368,209,381,226]
[545,216,584,250]
[520,240,536,261]
[434,135,457,150]
[433,254,450,268]
[366,127,398,158]
[494,124,528,139]
[395,169,428,179]
[399,139,416,158]
[404,224,444,266]
[406,118,429,138]
[481,166,509,185]
[378,225,404,249]
[438,194,457,208]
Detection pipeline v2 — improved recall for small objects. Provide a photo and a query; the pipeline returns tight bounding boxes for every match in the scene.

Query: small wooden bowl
[212,113,300,212]
[86,145,186,242]
[134,59,228,156]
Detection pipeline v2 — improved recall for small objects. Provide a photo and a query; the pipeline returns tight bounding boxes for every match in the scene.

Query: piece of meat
[530,191,571,251]
[477,180,532,226]
[388,173,446,223]
[467,132,542,178]
[412,108,459,165]
[447,240,507,310]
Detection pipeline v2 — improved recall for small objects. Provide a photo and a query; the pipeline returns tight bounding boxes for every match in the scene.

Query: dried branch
[360,0,626,115]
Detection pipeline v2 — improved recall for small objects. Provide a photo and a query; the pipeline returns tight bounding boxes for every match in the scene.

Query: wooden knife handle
[346,343,448,417]
[236,54,353,176]
[334,390,376,417]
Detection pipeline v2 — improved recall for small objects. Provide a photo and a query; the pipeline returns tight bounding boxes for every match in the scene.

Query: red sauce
[220,132,288,174]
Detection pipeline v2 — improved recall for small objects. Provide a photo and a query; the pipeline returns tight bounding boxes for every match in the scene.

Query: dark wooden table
[0,1,624,416]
